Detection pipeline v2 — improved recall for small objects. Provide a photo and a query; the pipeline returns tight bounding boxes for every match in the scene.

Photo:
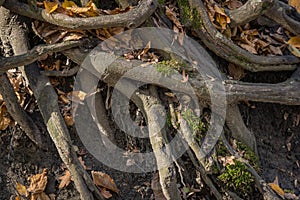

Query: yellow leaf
[288,36,300,48]
[43,1,59,14]
[15,196,21,200]
[0,103,12,131]
[16,182,29,197]
[268,183,285,198]
[288,44,300,57]
[289,0,300,13]
[62,0,78,9]
[91,171,119,193]
[58,170,72,189]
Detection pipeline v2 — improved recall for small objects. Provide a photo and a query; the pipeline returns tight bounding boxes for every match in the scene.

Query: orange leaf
[62,0,78,9]
[91,171,119,193]
[288,36,300,48]
[16,182,29,197]
[58,170,72,189]
[43,1,59,14]
[268,183,285,198]
[289,0,300,13]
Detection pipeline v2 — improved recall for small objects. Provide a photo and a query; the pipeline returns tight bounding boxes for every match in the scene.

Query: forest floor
[0,68,299,200]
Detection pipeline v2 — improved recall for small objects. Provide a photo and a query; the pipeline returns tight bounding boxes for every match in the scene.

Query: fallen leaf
[165,6,182,30]
[268,177,285,198]
[91,171,119,193]
[16,182,29,197]
[64,115,74,126]
[67,90,87,103]
[43,1,59,14]
[100,188,113,199]
[0,103,12,130]
[288,44,300,57]
[15,196,21,200]
[27,169,48,194]
[288,36,300,48]
[58,170,71,189]
[30,192,50,200]
[239,43,258,54]
[219,155,235,166]
[289,0,300,13]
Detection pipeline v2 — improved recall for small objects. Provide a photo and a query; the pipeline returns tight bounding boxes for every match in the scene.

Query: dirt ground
[0,47,299,199]
[0,86,299,200]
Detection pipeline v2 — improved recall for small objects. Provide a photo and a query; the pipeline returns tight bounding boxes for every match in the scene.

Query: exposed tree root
[185,0,300,72]
[3,0,158,29]
[138,86,181,200]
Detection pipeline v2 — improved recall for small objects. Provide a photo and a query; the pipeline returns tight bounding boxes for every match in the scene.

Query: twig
[3,0,158,29]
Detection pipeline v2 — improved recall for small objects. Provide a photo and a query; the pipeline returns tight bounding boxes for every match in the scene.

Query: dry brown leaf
[268,177,285,198]
[165,6,182,30]
[30,192,50,200]
[67,90,87,103]
[228,63,245,80]
[91,171,119,193]
[103,6,132,15]
[100,188,113,199]
[239,43,258,54]
[43,1,59,14]
[0,103,12,131]
[16,182,29,197]
[289,0,300,13]
[58,170,71,189]
[219,155,235,166]
[288,36,300,48]
[15,196,21,200]
[27,169,48,194]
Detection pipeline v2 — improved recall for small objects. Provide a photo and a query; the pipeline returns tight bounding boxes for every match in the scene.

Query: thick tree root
[137,86,181,200]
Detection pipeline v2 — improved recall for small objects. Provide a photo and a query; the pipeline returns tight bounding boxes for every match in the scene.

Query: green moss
[158,0,165,5]
[218,161,254,197]
[236,142,259,170]
[178,0,202,29]
[155,60,183,76]
[182,109,206,141]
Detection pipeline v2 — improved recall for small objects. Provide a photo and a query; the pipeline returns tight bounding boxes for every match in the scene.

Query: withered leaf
[27,169,48,194]
[16,182,29,197]
[43,1,59,14]
[0,103,12,131]
[100,188,113,199]
[288,36,300,48]
[91,171,119,193]
[58,170,72,189]
[268,176,285,198]
[289,0,300,13]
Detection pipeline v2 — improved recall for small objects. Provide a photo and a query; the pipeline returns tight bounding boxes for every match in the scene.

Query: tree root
[227,0,274,27]
[226,104,257,154]
[0,41,85,73]
[0,73,44,148]
[0,7,103,200]
[185,0,300,72]
[3,0,158,29]
[137,86,181,200]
